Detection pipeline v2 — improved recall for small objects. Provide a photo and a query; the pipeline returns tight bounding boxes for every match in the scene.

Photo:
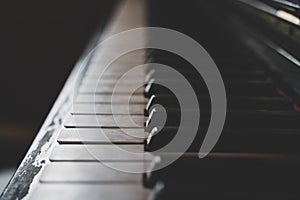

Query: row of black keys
[142,52,300,199]
[143,51,300,153]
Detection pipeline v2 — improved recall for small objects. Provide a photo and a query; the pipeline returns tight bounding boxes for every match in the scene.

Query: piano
[2,0,300,199]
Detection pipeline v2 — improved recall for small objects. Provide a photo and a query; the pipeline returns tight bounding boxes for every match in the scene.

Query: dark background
[0,0,115,169]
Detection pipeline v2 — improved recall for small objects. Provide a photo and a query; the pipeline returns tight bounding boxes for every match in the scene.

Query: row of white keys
[28,0,154,199]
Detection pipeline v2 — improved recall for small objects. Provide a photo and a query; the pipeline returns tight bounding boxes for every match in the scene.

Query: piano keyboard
[3,0,300,199]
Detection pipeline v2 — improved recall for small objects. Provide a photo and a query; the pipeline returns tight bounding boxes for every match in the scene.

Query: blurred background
[0,0,115,192]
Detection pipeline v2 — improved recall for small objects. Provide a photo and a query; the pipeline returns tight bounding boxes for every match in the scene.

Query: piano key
[144,153,300,192]
[146,50,260,71]
[40,162,151,183]
[144,80,278,97]
[64,115,145,128]
[91,51,145,63]
[90,57,145,66]
[144,62,261,74]
[84,73,145,79]
[82,74,145,81]
[85,67,145,76]
[213,128,300,153]
[98,49,145,55]
[144,77,267,85]
[29,184,151,200]
[145,95,293,114]
[50,144,154,162]
[154,185,298,200]
[75,94,147,104]
[145,108,300,131]
[81,79,144,86]
[145,70,266,82]
[82,82,144,90]
[88,60,145,68]
[58,128,148,144]
[145,127,300,153]
[71,104,145,115]
[145,65,263,74]
[87,61,145,69]
[79,85,144,94]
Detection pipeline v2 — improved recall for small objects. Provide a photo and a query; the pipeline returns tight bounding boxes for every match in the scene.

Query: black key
[145,127,300,153]
[144,80,277,98]
[144,153,300,193]
[145,70,266,83]
[146,50,260,72]
[145,95,293,115]
[154,182,298,200]
[145,63,262,74]
[145,108,300,131]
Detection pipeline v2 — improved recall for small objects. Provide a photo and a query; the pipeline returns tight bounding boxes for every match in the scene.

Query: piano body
[1,0,300,199]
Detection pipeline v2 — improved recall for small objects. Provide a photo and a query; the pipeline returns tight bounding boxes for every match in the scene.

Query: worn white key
[75,94,147,104]
[58,128,147,144]
[90,53,145,68]
[84,73,144,79]
[82,82,144,89]
[82,74,145,81]
[79,85,144,94]
[64,115,145,128]
[50,144,153,162]
[87,62,145,69]
[29,184,151,200]
[40,162,152,183]
[81,79,144,86]
[71,104,145,115]
[86,67,145,76]
[86,70,144,77]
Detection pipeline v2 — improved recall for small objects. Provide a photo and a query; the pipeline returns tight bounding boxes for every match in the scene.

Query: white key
[50,144,153,162]
[64,115,145,128]
[71,104,145,115]
[58,128,147,144]
[40,162,152,183]
[30,184,151,200]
